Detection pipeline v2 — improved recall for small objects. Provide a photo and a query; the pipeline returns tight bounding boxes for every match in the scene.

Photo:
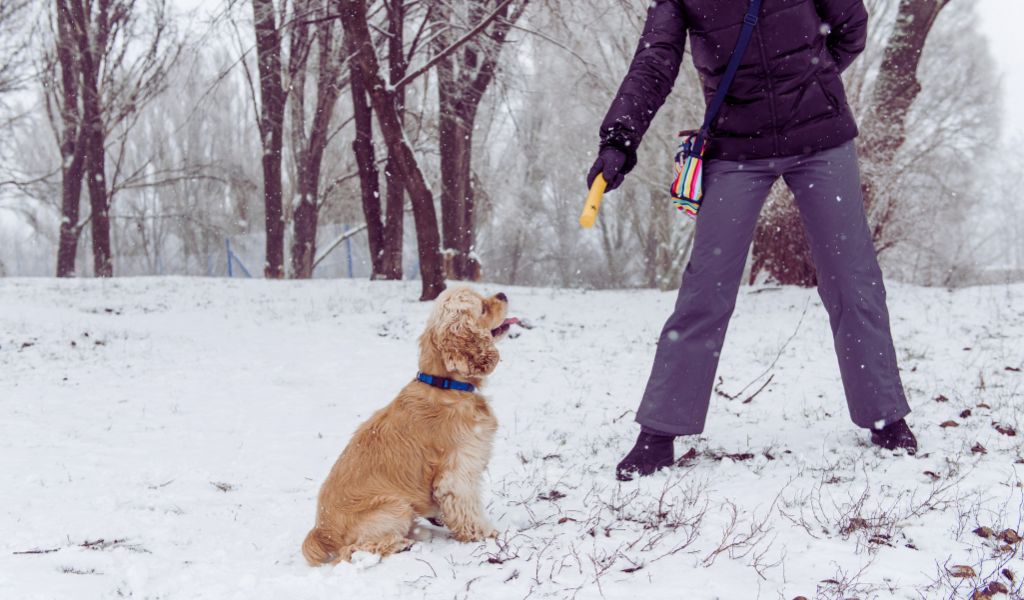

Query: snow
[1,278,1022,599]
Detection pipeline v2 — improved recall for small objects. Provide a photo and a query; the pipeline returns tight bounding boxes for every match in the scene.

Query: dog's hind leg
[342,534,414,560]
[337,497,416,561]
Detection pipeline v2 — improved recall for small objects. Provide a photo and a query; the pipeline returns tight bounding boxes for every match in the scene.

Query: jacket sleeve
[814,0,868,73]
[598,0,687,160]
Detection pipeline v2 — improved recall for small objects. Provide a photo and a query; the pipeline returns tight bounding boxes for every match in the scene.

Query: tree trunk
[56,132,87,277]
[750,0,950,285]
[338,0,445,300]
[291,165,320,278]
[450,120,478,280]
[434,0,527,281]
[54,0,84,278]
[290,6,345,279]
[437,63,479,280]
[859,0,951,221]
[349,1,403,281]
[379,164,405,279]
[252,0,287,279]
[749,187,817,286]
[69,0,112,277]
[380,0,406,280]
[350,67,386,277]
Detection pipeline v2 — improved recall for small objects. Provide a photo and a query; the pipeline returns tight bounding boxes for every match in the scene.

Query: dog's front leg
[434,470,496,542]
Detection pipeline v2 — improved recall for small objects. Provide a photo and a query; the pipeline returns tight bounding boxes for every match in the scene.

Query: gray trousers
[636,141,910,435]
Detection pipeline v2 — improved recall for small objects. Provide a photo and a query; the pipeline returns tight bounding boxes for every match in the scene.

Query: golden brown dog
[302,286,514,565]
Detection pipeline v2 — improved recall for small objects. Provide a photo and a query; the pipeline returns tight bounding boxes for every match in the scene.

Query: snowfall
[1,277,1022,599]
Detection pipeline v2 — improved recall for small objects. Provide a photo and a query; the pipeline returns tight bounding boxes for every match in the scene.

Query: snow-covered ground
[1,278,1022,599]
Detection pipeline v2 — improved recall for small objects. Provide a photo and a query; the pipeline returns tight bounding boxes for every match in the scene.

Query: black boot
[870,418,918,455]
[616,430,675,481]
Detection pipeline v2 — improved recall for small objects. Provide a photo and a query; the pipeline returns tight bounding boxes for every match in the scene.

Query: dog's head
[419,287,511,380]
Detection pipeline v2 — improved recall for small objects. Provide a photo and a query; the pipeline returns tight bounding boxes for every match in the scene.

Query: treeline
[0,0,1016,296]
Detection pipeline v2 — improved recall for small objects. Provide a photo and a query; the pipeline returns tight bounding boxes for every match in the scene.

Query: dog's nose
[496,292,508,303]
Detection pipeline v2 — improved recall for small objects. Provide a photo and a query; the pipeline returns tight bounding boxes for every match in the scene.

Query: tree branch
[391,0,516,90]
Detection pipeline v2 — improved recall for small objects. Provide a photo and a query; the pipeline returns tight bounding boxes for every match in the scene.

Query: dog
[302,286,516,565]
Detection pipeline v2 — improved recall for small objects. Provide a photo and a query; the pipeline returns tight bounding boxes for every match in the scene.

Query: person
[587,0,918,481]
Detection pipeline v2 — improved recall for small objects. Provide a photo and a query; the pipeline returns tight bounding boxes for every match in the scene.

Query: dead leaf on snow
[675,447,698,466]
[993,422,1017,436]
[1002,568,1016,582]
[998,529,1022,544]
[977,402,992,409]
[923,471,941,481]
[723,452,755,462]
[940,420,960,428]
[935,394,950,403]
[971,443,988,454]
[985,581,1009,594]
[973,526,995,539]
[841,517,870,535]
[948,565,977,578]
[960,409,973,419]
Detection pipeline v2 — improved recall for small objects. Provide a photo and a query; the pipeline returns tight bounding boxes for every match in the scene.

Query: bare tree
[0,0,31,99]
[750,0,954,285]
[349,62,387,276]
[337,0,447,300]
[288,0,347,279]
[45,0,178,277]
[50,1,86,277]
[250,0,288,279]
[434,0,528,281]
[378,0,411,281]
[349,0,421,281]
[859,0,952,202]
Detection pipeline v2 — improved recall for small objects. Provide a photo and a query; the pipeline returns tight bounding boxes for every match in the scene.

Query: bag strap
[695,0,762,149]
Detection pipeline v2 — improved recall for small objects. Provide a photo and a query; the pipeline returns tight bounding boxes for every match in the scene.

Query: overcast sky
[977,0,1024,138]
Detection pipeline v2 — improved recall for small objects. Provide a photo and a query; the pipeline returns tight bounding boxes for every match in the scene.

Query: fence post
[225,238,234,278]
[344,224,354,278]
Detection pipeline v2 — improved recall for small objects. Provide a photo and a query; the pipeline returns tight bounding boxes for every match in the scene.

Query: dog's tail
[302,527,339,565]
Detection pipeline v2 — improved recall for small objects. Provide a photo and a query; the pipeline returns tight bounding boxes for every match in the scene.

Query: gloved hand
[586,146,636,192]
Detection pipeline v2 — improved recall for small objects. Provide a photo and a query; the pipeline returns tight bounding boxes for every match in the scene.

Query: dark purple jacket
[600,0,868,161]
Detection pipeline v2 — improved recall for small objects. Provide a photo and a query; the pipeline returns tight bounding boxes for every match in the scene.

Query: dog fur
[302,286,509,565]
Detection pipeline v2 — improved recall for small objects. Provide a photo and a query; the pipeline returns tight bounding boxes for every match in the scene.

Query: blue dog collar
[416,372,476,393]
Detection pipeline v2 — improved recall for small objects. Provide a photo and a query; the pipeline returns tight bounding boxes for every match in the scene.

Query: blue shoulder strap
[695,0,762,149]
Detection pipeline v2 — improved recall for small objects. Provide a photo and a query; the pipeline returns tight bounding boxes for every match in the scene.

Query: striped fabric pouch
[670,132,706,219]
[668,0,762,221]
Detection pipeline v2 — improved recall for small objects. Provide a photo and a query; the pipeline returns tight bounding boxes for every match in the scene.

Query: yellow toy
[578,173,607,229]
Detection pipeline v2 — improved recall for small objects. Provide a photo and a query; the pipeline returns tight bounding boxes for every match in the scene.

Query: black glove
[586,146,637,192]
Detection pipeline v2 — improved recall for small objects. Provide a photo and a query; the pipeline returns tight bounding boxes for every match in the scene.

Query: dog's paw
[452,522,498,542]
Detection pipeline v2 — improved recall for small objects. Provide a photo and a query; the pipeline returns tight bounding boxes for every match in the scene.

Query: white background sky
[977,0,1024,139]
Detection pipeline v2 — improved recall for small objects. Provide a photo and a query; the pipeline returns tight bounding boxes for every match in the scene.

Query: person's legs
[618,158,777,480]
[636,159,778,432]
[781,141,912,431]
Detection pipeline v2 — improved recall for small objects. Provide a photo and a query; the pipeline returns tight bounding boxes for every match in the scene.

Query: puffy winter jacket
[599,0,867,161]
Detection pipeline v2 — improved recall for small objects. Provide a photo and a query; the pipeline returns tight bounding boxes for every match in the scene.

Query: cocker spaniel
[302,286,516,564]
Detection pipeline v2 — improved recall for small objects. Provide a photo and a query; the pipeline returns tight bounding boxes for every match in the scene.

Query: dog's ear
[437,317,499,378]
[431,290,499,378]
